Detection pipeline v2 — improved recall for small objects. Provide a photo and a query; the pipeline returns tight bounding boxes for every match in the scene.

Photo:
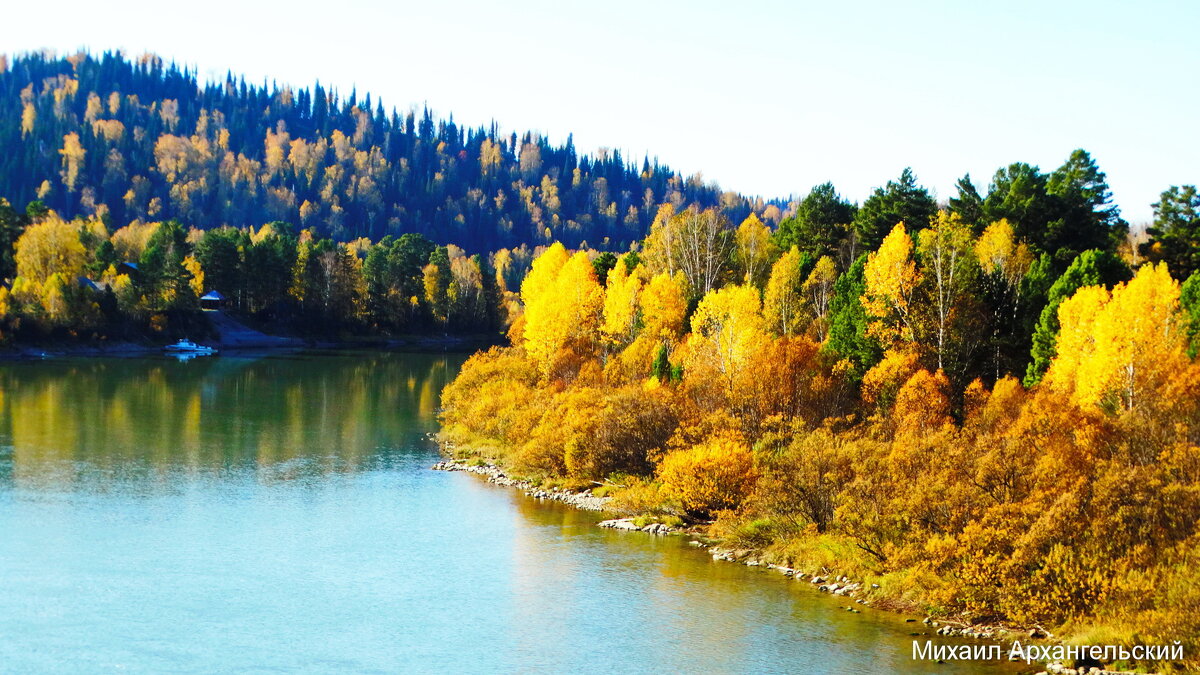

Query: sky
[0,0,1195,224]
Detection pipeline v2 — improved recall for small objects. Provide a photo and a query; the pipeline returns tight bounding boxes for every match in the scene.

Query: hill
[0,50,763,252]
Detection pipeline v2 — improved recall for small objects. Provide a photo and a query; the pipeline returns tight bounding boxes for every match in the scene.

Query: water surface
[0,352,1029,673]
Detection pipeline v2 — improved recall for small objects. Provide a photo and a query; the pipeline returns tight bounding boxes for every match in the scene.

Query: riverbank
[0,332,501,361]
[430,458,611,511]
[431,450,1157,675]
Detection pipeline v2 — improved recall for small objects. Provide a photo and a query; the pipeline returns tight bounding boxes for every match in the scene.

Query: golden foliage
[802,255,838,341]
[521,246,603,379]
[734,212,775,287]
[1046,263,1188,412]
[763,247,806,337]
[861,348,920,411]
[183,255,205,297]
[639,272,688,345]
[658,436,758,517]
[14,214,88,285]
[601,258,641,347]
[111,221,160,261]
[436,234,1200,663]
[862,223,919,346]
[59,133,86,193]
[892,369,952,437]
[974,219,1032,284]
[686,284,765,386]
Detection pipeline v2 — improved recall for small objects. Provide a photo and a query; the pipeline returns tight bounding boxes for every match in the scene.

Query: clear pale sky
[1,0,1195,224]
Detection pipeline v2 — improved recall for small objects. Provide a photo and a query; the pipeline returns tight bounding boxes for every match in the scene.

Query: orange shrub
[657,436,758,518]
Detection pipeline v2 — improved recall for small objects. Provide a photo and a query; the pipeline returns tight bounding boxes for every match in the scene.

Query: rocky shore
[430,459,611,511]
[431,451,1154,675]
[596,517,680,535]
[704,544,1015,638]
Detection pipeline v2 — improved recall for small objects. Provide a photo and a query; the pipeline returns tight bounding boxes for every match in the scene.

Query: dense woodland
[0,51,760,253]
[440,161,1200,670]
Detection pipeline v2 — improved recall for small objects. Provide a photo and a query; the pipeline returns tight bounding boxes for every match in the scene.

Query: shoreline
[431,450,1150,675]
[0,333,500,361]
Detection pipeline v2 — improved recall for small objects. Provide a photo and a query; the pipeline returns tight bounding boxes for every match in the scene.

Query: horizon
[2,1,1196,224]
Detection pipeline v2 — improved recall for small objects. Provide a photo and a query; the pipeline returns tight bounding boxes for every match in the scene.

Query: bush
[657,436,758,519]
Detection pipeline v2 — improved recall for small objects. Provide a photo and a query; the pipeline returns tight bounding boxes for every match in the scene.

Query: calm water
[0,352,1029,674]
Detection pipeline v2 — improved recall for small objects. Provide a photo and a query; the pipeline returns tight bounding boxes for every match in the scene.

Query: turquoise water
[0,352,1029,674]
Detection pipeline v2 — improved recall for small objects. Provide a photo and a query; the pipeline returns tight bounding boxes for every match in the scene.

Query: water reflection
[0,351,460,492]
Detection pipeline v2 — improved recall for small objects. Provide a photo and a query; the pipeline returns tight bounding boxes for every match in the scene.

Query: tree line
[0,198,516,341]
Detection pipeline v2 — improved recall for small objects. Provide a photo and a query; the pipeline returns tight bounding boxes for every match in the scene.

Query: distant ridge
[0,50,773,251]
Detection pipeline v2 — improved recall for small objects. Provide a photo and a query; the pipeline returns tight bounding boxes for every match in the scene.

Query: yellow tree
[861,348,921,413]
[802,255,838,341]
[1047,263,1189,412]
[522,246,603,378]
[641,205,732,298]
[763,247,806,337]
[1043,284,1109,406]
[640,272,688,345]
[21,102,35,138]
[975,219,1032,288]
[863,223,920,349]
[14,215,87,285]
[519,242,570,309]
[687,284,766,391]
[892,368,952,437]
[183,255,205,297]
[601,258,642,348]
[916,211,977,372]
[111,221,160,261]
[641,204,678,276]
[59,133,86,193]
[735,213,776,288]
[491,248,513,293]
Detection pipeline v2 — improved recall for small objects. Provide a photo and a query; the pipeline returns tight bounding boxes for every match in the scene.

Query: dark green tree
[363,237,396,329]
[852,168,937,250]
[983,163,1054,247]
[243,229,297,314]
[138,220,196,312]
[194,228,244,304]
[1044,149,1127,257]
[652,343,671,381]
[0,199,30,281]
[86,239,118,278]
[823,255,881,381]
[948,174,986,234]
[591,251,618,285]
[426,246,452,326]
[775,182,856,259]
[393,233,436,299]
[1142,185,1200,279]
[1181,270,1200,358]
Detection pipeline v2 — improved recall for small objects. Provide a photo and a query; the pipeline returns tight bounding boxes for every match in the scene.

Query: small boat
[164,339,218,356]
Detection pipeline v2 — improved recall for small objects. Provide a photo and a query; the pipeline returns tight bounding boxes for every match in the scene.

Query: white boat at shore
[164,339,218,356]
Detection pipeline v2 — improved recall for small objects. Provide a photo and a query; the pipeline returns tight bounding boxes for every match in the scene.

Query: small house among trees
[199,290,225,310]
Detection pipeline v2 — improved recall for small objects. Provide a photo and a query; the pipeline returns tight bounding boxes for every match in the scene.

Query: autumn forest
[3,49,1200,670]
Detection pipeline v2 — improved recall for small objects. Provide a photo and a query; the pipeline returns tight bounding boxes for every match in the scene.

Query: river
[0,351,1031,674]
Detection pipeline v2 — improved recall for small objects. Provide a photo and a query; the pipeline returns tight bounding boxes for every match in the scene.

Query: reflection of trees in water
[0,352,463,488]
